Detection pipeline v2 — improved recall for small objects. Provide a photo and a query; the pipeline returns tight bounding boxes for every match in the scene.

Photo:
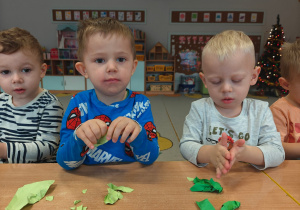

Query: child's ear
[279,77,290,90]
[75,62,88,78]
[40,63,47,79]
[199,72,207,88]
[131,59,138,76]
[250,66,261,85]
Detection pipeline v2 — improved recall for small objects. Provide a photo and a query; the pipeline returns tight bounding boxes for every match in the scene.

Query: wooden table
[0,161,299,209]
[263,160,300,205]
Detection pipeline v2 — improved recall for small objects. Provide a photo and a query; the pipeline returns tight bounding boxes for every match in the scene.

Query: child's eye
[117,58,126,63]
[211,80,221,85]
[0,70,10,75]
[95,58,105,63]
[22,68,31,73]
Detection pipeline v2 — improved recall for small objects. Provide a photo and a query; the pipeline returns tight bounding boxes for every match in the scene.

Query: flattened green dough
[6,180,55,210]
[94,134,108,147]
[196,199,215,210]
[221,201,241,210]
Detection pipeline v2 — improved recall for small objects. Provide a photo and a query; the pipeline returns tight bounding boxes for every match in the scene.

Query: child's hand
[106,117,141,143]
[210,132,231,178]
[229,139,246,168]
[76,119,108,149]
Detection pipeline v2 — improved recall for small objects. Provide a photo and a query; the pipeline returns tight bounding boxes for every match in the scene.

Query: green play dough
[94,134,108,147]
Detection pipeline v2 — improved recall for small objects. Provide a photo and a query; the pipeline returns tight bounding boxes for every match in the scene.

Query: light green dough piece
[74,200,81,205]
[107,183,134,193]
[82,189,87,194]
[187,177,194,181]
[94,134,108,147]
[46,196,54,201]
[6,180,55,210]
[104,188,123,205]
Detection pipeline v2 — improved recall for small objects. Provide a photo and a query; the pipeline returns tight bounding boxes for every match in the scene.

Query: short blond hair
[77,17,136,61]
[280,40,300,80]
[0,27,44,64]
[202,30,255,64]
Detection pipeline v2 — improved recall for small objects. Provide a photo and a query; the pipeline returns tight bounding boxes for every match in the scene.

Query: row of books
[130,28,145,40]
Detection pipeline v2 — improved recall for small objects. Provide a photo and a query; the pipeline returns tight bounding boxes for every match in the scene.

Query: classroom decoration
[171,11,264,24]
[170,34,261,74]
[255,15,287,97]
[52,9,145,23]
[6,180,55,210]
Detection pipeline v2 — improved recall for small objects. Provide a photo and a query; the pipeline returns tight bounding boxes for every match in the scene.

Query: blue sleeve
[128,96,160,165]
[56,95,87,170]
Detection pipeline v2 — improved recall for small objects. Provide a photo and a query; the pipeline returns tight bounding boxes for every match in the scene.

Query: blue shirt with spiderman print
[57,89,160,170]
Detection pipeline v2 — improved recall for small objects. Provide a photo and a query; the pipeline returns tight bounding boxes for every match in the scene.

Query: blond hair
[77,17,136,61]
[280,40,300,80]
[0,27,44,64]
[202,30,255,64]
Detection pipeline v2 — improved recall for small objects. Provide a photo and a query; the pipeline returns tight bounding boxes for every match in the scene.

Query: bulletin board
[52,9,145,23]
[171,11,264,24]
[170,34,261,75]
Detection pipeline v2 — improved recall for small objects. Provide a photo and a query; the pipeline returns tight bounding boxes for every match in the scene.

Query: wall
[1,0,299,91]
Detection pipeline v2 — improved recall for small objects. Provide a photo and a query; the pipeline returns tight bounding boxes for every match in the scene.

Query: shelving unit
[145,60,175,95]
[145,42,175,95]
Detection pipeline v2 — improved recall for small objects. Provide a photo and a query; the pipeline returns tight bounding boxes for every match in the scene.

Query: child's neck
[98,90,128,105]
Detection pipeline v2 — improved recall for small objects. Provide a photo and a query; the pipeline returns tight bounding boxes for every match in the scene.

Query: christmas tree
[256,15,287,97]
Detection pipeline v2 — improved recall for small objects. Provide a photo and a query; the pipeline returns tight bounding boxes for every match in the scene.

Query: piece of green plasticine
[94,134,108,147]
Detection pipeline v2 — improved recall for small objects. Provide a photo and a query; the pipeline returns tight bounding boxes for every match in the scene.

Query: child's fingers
[126,127,140,143]
[219,132,228,147]
[216,167,222,179]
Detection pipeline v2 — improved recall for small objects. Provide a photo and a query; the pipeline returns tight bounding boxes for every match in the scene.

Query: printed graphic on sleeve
[66,107,81,130]
[125,142,134,157]
[144,122,157,141]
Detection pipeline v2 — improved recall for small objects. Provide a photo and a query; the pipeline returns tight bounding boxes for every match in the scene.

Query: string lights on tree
[256,14,288,97]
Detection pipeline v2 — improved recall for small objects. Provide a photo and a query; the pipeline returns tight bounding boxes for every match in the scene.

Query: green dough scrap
[104,183,134,205]
[221,201,241,210]
[107,183,134,193]
[74,200,81,205]
[196,199,215,210]
[94,134,108,147]
[104,188,123,204]
[82,189,87,194]
[190,177,223,193]
[6,180,55,210]
[45,196,54,201]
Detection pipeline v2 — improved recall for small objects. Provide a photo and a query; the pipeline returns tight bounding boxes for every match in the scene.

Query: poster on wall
[52,9,145,23]
[171,10,264,24]
[170,34,261,75]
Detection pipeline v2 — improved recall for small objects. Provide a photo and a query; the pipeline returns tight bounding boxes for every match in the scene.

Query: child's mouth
[222,98,233,104]
[14,88,25,94]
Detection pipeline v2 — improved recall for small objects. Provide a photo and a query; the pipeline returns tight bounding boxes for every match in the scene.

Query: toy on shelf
[50,48,59,59]
[149,42,171,60]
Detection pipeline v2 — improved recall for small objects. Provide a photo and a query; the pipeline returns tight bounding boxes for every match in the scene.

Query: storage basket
[161,85,172,91]
[155,65,165,71]
[165,66,173,71]
[147,66,155,71]
[147,76,156,81]
[150,85,161,91]
[136,55,144,61]
[159,75,173,81]
[135,44,143,51]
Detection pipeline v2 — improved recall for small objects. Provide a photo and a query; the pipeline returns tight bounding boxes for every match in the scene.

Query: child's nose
[12,73,23,84]
[106,60,117,72]
[221,82,232,92]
